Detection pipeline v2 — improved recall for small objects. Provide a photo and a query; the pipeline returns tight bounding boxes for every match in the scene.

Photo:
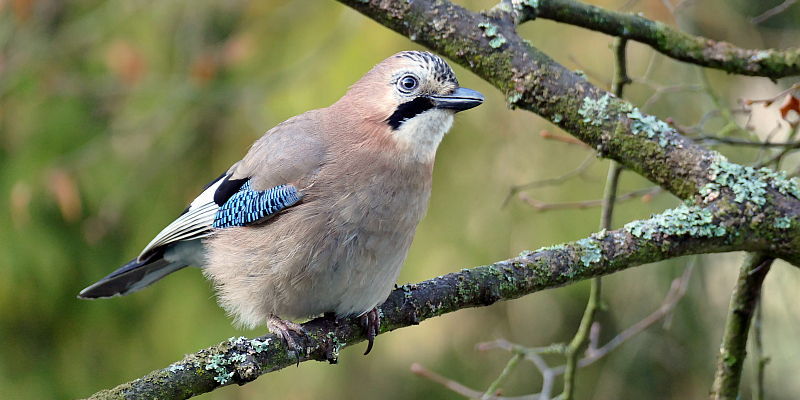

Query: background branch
[524,0,800,79]
[710,254,774,400]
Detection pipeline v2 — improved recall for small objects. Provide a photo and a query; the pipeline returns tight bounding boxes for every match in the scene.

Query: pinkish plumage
[79,51,484,354]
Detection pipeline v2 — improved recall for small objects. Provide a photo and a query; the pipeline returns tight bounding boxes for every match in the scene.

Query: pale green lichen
[326,332,342,361]
[477,22,498,37]
[618,101,634,113]
[624,203,726,240]
[552,113,563,123]
[507,91,522,105]
[202,336,273,384]
[400,284,414,299]
[575,238,603,267]
[168,363,185,373]
[701,154,800,206]
[765,169,800,199]
[626,108,679,147]
[478,22,506,48]
[530,244,567,254]
[205,354,235,384]
[511,0,539,18]
[774,216,792,229]
[489,37,507,48]
[573,70,587,80]
[249,337,271,353]
[578,94,611,126]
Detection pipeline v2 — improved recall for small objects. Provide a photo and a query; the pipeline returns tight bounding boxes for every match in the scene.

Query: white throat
[391,109,454,163]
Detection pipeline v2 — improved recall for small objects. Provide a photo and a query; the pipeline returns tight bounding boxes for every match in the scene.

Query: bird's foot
[266,315,307,365]
[360,307,380,355]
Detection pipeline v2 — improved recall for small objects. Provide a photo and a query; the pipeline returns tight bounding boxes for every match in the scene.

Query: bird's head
[339,51,484,163]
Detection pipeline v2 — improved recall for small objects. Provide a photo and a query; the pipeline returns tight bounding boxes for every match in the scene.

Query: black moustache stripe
[386,97,435,130]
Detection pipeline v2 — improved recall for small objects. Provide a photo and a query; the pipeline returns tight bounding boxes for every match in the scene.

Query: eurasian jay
[79,51,484,355]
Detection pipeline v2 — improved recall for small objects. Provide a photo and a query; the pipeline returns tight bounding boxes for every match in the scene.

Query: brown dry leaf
[105,40,148,86]
[223,33,255,66]
[47,169,82,223]
[11,0,34,22]
[191,52,218,84]
[779,94,800,125]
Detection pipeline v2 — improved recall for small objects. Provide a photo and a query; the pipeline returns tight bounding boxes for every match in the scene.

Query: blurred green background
[2,0,799,399]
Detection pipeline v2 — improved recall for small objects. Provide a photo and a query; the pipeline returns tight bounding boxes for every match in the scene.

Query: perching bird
[79,51,484,355]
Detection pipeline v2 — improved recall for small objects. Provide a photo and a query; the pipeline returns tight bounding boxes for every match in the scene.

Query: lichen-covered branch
[337,0,800,263]
[87,200,794,399]
[710,254,774,400]
[514,0,800,79]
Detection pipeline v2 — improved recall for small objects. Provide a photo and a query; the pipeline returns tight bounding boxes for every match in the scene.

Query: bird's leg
[266,315,307,364]
[360,307,380,355]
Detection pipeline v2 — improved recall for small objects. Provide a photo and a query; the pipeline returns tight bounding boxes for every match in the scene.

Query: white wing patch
[137,179,223,261]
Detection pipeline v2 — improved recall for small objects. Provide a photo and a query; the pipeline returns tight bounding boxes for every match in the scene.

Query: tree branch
[517,0,800,80]
[88,199,795,399]
[710,254,774,400]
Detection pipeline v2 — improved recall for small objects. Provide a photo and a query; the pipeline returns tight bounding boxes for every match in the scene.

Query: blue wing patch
[213,181,301,229]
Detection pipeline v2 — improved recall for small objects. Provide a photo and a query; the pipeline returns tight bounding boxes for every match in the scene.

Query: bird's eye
[397,75,419,92]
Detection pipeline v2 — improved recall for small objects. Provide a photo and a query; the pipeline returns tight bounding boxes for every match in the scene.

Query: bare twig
[502,153,595,208]
[484,354,523,399]
[411,363,506,400]
[579,263,693,366]
[465,262,693,399]
[539,130,590,147]
[745,84,800,107]
[693,134,798,148]
[518,187,662,211]
[629,77,703,112]
[750,297,769,400]
[751,0,798,24]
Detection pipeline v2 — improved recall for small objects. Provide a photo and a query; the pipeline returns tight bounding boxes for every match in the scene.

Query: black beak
[428,87,485,112]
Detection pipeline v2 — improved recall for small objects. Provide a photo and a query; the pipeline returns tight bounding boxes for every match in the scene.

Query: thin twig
[411,363,539,400]
[745,84,800,107]
[473,262,694,393]
[751,0,798,24]
[518,187,662,211]
[693,134,798,148]
[483,354,523,399]
[578,263,693,367]
[750,297,768,400]
[539,130,590,147]
[502,153,595,208]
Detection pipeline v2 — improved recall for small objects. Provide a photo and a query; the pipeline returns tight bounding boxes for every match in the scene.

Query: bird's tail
[78,251,188,299]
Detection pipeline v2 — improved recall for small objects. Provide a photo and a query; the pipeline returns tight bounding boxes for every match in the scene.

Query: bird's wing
[137,178,223,260]
[227,110,327,191]
[137,112,327,261]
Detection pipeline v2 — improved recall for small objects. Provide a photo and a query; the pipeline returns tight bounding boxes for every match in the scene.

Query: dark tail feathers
[78,251,188,299]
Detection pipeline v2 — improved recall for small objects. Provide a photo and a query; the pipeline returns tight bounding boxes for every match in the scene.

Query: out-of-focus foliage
[1,0,799,399]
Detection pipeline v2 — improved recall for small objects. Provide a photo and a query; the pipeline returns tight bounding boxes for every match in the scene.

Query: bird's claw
[360,307,380,355]
[266,315,307,366]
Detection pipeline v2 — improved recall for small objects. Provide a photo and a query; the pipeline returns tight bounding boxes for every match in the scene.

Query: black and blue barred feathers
[213,181,301,229]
